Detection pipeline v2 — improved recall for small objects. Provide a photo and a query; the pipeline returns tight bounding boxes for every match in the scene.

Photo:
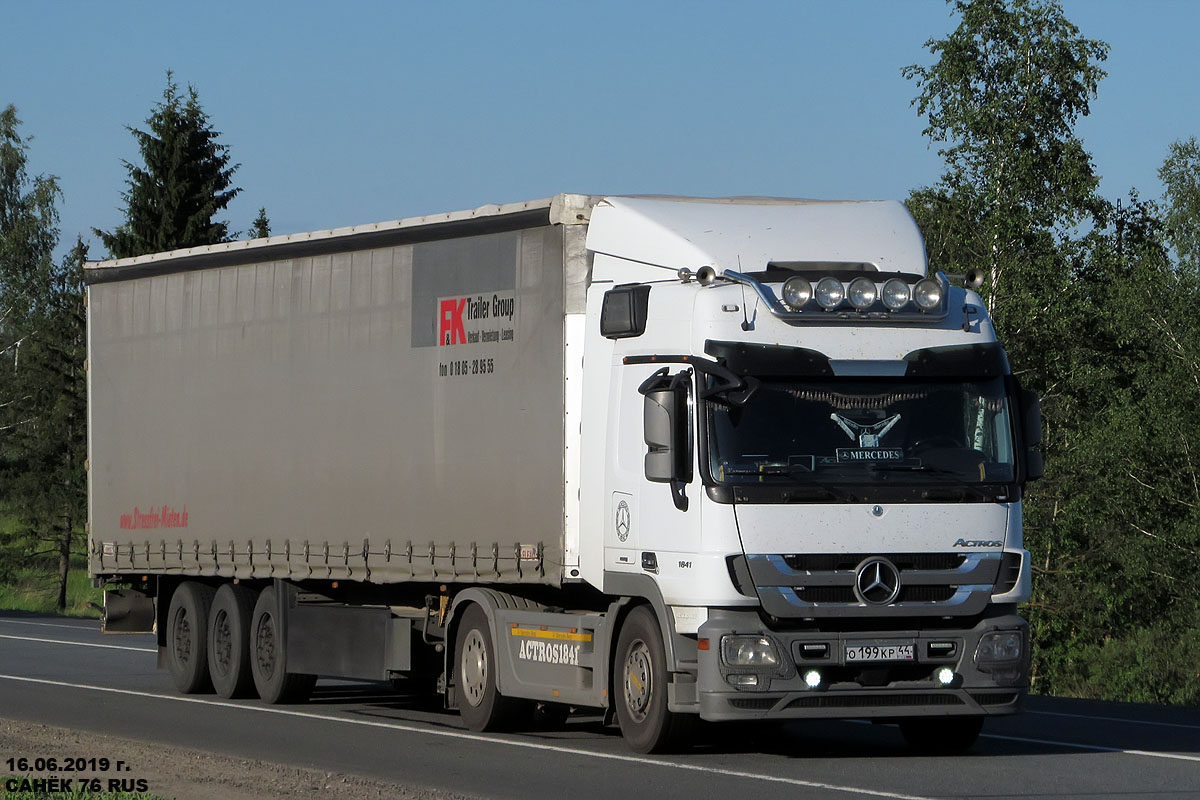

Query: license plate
[845,642,914,662]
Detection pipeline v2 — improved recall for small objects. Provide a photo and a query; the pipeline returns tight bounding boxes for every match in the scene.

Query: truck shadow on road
[295,681,1193,759]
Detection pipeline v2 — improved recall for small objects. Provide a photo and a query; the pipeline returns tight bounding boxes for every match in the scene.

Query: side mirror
[1020,388,1042,447]
[601,285,651,339]
[1024,448,1044,481]
[644,389,677,483]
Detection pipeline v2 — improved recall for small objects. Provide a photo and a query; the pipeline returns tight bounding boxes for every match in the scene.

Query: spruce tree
[0,106,87,611]
[250,206,271,239]
[96,72,240,258]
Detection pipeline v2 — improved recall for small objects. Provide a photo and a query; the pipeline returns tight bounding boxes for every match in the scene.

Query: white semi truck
[87,194,1041,753]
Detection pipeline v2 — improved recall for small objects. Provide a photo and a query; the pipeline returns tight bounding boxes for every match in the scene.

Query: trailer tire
[613,605,693,753]
[249,586,316,704]
[454,604,522,731]
[899,715,984,754]
[166,582,216,694]
[207,583,258,699]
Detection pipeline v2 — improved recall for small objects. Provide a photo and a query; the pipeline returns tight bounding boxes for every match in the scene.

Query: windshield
[707,377,1015,487]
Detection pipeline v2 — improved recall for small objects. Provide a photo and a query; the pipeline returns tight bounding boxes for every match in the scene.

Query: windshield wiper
[758,463,814,475]
[867,463,960,475]
[865,463,1003,500]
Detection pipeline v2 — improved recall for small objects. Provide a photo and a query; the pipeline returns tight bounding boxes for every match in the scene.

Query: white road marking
[0,674,934,800]
[0,619,101,631]
[0,634,155,653]
[1028,709,1200,731]
[981,732,1200,763]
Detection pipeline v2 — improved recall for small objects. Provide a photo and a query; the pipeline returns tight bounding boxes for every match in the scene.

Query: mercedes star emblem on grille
[854,557,901,605]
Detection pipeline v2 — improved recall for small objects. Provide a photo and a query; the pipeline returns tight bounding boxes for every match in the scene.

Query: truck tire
[166,582,216,694]
[207,583,258,699]
[454,604,522,731]
[249,586,316,704]
[613,605,693,753]
[899,715,984,754]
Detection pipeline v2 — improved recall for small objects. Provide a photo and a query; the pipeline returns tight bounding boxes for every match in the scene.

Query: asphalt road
[0,610,1197,800]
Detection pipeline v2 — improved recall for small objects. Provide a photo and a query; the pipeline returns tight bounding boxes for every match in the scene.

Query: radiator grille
[783,553,966,572]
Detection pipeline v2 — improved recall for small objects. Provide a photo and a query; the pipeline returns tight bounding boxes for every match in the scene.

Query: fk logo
[439,298,467,346]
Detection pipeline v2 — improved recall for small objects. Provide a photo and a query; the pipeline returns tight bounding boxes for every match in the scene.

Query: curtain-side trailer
[88,194,1041,753]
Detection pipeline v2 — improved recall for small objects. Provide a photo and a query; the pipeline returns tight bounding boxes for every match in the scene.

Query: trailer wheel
[613,605,692,753]
[454,604,521,731]
[207,583,258,699]
[166,582,216,694]
[899,715,984,754]
[249,586,316,704]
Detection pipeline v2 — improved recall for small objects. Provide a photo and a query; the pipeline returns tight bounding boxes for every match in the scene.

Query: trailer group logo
[437,293,515,346]
[436,291,516,378]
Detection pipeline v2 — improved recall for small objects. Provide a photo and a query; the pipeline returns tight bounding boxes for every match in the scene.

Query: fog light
[728,674,759,687]
[815,277,845,310]
[781,277,813,310]
[882,278,910,310]
[847,277,878,310]
[804,669,822,689]
[936,667,955,686]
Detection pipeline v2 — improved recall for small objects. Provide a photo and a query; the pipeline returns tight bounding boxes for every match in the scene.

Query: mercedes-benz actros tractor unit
[88,194,1041,753]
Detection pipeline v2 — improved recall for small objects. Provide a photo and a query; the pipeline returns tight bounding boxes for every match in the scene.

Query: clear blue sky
[2,1,1197,258]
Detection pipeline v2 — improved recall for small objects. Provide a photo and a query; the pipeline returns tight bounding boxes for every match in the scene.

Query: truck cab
[577,196,1040,749]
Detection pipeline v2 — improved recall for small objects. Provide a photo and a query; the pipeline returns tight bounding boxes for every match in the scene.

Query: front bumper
[697,609,1028,721]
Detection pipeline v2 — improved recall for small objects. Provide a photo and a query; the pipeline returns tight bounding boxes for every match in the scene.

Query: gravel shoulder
[0,717,479,800]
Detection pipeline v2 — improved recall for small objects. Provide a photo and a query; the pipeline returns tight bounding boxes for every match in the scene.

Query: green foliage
[95,72,240,259]
[1159,137,1200,271]
[0,106,87,611]
[904,0,1107,330]
[906,2,1200,704]
[249,206,271,239]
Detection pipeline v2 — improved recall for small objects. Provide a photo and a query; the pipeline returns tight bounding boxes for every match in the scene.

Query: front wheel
[249,586,316,704]
[899,715,984,754]
[613,605,693,753]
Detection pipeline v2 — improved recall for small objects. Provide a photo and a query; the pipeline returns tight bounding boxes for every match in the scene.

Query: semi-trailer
[87,194,1041,753]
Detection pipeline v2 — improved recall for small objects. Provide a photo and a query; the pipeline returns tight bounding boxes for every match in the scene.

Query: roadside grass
[0,560,100,619]
[0,504,98,618]
[3,777,166,799]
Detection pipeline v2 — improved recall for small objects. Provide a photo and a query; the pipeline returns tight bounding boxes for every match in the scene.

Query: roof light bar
[721,270,952,325]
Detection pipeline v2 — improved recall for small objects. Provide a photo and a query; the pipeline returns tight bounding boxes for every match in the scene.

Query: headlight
[881,278,910,310]
[975,631,1023,665]
[814,278,845,310]
[847,278,877,310]
[913,278,943,311]
[781,277,812,310]
[721,636,779,667]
